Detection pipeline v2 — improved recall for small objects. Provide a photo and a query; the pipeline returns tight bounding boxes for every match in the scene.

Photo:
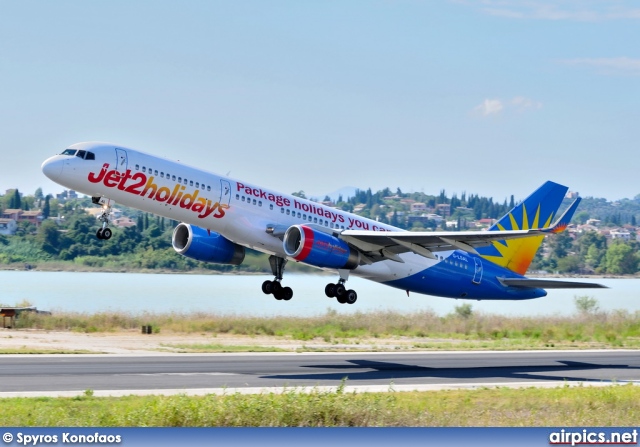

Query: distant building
[610,230,631,241]
[474,218,496,228]
[565,191,580,199]
[0,218,17,235]
[1,209,43,227]
[410,202,427,212]
[435,203,451,217]
[2,209,22,220]
[112,217,136,228]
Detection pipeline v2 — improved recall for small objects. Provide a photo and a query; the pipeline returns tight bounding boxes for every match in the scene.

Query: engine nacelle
[283,225,359,269]
[172,223,245,265]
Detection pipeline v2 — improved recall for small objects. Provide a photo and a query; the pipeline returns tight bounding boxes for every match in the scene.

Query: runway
[1,350,639,397]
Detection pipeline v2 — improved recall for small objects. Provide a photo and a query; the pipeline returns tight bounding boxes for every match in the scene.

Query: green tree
[556,255,581,273]
[10,189,21,209]
[574,295,599,315]
[604,241,639,274]
[291,191,307,199]
[549,231,573,259]
[42,196,51,219]
[585,244,605,269]
[37,220,62,255]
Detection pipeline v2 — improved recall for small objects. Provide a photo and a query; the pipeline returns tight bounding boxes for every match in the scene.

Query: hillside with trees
[0,187,638,275]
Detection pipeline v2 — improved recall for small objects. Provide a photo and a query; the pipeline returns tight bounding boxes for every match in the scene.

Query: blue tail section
[476,181,569,275]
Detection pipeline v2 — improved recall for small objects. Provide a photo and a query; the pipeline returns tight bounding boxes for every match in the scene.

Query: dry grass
[13,308,640,349]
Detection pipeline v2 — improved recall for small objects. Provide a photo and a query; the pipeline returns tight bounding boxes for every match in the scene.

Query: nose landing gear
[93,197,114,240]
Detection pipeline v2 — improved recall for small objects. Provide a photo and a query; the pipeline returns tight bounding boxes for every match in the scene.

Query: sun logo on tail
[479,203,555,275]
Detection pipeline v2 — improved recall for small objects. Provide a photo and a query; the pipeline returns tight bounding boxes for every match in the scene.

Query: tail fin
[477,181,569,275]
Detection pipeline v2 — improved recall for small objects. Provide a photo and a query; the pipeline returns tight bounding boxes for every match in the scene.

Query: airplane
[41,142,605,304]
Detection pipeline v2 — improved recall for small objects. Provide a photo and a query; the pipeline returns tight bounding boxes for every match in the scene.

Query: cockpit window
[76,150,86,159]
[85,152,95,160]
[61,149,77,156]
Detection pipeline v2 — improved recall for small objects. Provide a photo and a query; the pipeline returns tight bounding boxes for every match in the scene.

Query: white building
[0,218,17,235]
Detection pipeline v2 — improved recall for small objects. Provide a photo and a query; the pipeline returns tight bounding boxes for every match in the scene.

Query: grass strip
[1,383,638,426]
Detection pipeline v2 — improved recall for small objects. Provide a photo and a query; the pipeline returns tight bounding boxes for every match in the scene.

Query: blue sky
[1,0,638,202]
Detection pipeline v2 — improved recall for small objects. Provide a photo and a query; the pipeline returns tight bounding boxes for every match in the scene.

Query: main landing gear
[262,255,293,301]
[325,270,357,305]
[260,258,357,304]
[93,197,113,240]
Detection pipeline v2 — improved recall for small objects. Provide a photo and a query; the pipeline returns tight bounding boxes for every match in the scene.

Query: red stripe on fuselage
[295,225,315,261]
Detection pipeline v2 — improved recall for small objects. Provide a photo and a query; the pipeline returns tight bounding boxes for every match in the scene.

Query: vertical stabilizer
[477,181,569,275]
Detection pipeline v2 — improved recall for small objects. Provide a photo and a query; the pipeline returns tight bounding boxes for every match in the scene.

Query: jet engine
[283,225,359,269]
[172,223,245,265]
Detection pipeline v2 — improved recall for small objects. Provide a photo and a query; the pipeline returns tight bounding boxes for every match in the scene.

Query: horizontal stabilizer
[498,277,608,289]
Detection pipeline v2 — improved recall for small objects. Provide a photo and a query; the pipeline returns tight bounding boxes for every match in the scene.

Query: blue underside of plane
[382,251,547,300]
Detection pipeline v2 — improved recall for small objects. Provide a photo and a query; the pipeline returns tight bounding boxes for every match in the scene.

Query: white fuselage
[42,142,439,285]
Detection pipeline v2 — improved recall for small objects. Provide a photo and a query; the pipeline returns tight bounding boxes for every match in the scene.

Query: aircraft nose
[41,156,64,181]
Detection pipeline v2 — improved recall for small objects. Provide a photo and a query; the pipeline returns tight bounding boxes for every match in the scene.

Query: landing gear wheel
[281,287,293,301]
[101,228,112,240]
[325,283,336,298]
[345,289,357,305]
[336,291,348,304]
[96,229,104,240]
[335,283,346,297]
[272,281,284,300]
[262,280,274,295]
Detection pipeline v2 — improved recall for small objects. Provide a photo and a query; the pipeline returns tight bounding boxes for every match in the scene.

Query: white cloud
[454,0,640,22]
[562,57,640,76]
[474,96,542,117]
[475,99,504,116]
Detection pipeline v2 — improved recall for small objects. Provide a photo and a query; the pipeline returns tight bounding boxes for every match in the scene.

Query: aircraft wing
[339,198,581,264]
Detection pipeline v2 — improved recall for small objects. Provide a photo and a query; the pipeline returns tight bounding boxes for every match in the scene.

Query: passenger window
[269,204,273,210]
[172,175,176,181]
[154,170,158,176]
[160,172,164,178]
[207,186,211,191]
[286,210,290,215]
[184,179,187,185]
[196,182,199,188]
[281,208,285,213]
[297,212,301,218]
[242,196,245,202]
[236,194,240,200]
[314,217,318,223]
[259,201,262,207]
[135,165,140,170]
[142,167,146,173]
[190,181,193,186]
[252,199,256,205]
[178,177,181,182]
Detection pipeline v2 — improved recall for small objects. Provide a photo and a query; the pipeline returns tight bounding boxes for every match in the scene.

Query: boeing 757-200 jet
[42,142,605,304]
